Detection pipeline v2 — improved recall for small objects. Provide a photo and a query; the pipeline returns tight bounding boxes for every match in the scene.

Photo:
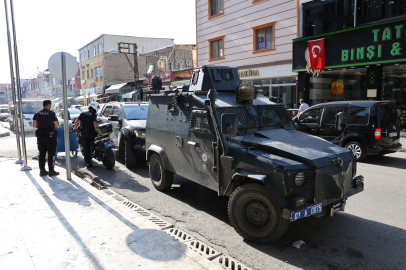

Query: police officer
[73,106,98,168]
[32,99,60,177]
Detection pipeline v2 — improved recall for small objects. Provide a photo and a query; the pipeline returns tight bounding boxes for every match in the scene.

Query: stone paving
[0,158,219,270]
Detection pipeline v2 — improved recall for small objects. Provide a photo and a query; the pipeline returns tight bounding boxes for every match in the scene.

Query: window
[91,69,93,78]
[103,106,112,117]
[209,36,225,60]
[82,71,85,80]
[93,46,96,56]
[98,44,101,54]
[88,50,90,59]
[87,70,89,79]
[190,110,213,134]
[299,108,323,124]
[325,106,349,125]
[209,0,223,17]
[112,106,122,118]
[252,22,275,53]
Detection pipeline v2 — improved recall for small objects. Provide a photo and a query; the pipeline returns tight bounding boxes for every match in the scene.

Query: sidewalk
[0,158,220,270]
[0,123,10,138]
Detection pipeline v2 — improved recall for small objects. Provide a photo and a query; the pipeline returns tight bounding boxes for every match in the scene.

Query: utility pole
[117,42,140,101]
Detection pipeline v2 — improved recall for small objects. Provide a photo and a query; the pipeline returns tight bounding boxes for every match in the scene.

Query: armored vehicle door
[187,109,218,190]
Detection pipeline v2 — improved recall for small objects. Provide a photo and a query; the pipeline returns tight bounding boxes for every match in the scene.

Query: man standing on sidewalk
[73,106,98,168]
[298,99,309,114]
[32,99,60,177]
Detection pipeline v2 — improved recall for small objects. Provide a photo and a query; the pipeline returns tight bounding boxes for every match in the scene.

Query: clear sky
[0,0,196,83]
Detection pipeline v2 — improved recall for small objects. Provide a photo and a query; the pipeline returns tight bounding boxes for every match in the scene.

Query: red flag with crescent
[307,38,325,69]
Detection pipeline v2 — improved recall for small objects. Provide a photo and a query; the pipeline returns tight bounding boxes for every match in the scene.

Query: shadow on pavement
[362,154,405,170]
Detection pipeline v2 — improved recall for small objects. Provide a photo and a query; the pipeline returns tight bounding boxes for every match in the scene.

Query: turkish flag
[308,38,325,69]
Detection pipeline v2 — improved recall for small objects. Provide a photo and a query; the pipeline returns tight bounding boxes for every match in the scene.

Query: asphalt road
[1,123,406,270]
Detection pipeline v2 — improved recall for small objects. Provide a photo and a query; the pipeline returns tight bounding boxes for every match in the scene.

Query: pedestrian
[32,99,60,177]
[298,99,309,114]
[73,106,98,168]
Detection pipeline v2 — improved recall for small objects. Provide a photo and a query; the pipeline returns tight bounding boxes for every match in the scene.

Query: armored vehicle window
[255,104,293,128]
[220,69,234,81]
[190,110,212,134]
[216,106,259,129]
[191,70,199,85]
[299,108,322,124]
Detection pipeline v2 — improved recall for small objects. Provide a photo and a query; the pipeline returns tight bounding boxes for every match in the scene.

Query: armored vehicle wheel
[228,183,289,243]
[149,153,173,191]
[102,148,115,169]
[345,141,366,162]
[125,140,137,168]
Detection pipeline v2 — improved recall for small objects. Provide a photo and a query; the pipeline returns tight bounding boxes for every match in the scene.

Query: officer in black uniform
[32,99,60,177]
[73,106,98,168]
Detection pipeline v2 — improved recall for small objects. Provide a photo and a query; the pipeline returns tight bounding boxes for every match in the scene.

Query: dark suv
[98,102,148,168]
[294,101,402,161]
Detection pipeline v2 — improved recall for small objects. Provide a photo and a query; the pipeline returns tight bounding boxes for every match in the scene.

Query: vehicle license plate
[104,140,114,148]
[291,203,322,222]
[388,132,397,137]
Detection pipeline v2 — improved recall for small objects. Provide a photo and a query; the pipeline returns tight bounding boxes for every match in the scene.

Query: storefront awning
[122,90,135,99]
[105,83,127,94]
[74,95,85,101]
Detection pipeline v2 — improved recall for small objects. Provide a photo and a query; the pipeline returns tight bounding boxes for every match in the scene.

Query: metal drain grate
[112,194,125,201]
[186,240,222,260]
[123,201,138,209]
[164,228,194,243]
[103,190,114,195]
[83,177,92,184]
[148,215,173,230]
[216,255,253,270]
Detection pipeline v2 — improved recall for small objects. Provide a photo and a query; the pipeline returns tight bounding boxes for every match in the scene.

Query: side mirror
[109,115,119,121]
[335,112,347,131]
[221,113,238,135]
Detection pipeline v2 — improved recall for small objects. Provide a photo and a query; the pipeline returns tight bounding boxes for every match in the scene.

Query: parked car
[80,106,89,112]
[70,105,82,109]
[98,102,148,168]
[0,105,8,122]
[293,101,402,161]
[57,108,81,122]
[97,104,106,116]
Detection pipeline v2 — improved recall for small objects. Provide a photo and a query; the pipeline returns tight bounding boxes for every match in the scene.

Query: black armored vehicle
[146,66,364,243]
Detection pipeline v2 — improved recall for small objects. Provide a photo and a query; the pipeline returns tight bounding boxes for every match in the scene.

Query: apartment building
[78,34,174,99]
[196,0,300,108]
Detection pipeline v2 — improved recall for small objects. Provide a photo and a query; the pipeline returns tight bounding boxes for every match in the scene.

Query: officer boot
[39,169,48,177]
[48,166,59,177]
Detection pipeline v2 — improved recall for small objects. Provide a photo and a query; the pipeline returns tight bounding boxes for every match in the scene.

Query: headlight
[295,172,305,186]
[134,130,146,139]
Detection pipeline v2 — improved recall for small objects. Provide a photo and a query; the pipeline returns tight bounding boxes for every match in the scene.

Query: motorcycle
[74,123,116,169]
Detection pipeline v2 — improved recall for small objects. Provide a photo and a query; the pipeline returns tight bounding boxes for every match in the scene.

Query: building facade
[196,0,300,108]
[141,44,197,89]
[78,34,174,101]
[293,0,406,122]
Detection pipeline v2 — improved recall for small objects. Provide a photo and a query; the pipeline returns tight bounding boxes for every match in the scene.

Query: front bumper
[367,143,402,155]
[282,175,364,220]
[130,138,146,158]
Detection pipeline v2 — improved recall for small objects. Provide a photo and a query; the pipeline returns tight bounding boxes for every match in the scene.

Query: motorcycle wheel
[102,148,115,169]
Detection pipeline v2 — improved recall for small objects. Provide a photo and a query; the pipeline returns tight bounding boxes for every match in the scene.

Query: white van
[8,99,43,132]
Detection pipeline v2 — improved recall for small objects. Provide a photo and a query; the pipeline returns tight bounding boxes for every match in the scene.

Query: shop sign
[292,17,406,71]
[239,69,259,78]
[157,58,166,71]
[80,89,86,95]
[150,71,172,83]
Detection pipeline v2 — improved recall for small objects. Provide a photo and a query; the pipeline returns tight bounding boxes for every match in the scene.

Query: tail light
[374,128,381,139]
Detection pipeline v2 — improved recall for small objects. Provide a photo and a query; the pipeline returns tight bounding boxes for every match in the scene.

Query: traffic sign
[48,52,78,80]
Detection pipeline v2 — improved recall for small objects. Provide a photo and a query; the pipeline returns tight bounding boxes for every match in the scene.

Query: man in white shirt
[298,99,309,114]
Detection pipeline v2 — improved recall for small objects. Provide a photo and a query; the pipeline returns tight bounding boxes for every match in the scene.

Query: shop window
[252,22,275,53]
[209,36,225,61]
[208,0,223,18]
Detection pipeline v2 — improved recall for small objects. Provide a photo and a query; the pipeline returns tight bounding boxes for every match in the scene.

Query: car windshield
[68,109,81,114]
[122,105,149,120]
[20,102,42,114]
[81,106,89,111]
[216,104,294,133]
[1,109,7,113]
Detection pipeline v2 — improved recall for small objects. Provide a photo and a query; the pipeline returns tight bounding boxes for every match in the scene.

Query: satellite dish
[48,52,78,80]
